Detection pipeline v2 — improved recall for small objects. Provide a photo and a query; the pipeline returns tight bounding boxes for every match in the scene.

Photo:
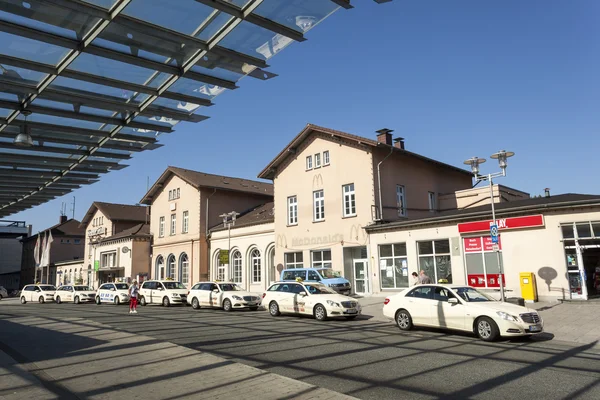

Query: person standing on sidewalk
[129,280,139,314]
[419,270,432,284]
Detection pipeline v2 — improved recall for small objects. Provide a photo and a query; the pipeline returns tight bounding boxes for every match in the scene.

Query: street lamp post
[464,150,515,302]
[219,211,239,281]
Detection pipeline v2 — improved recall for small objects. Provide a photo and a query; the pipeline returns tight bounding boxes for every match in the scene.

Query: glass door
[353,260,368,294]
[566,248,585,299]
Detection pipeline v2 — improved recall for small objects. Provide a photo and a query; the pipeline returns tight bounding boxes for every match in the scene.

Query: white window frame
[176,188,180,199]
[287,196,298,226]
[396,185,407,217]
[170,214,176,236]
[311,250,332,268]
[100,251,116,268]
[314,153,321,168]
[159,216,165,237]
[180,254,189,286]
[306,155,313,170]
[182,211,189,233]
[232,251,242,283]
[251,249,261,283]
[313,190,325,222]
[323,150,330,166]
[285,252,303,269]
[428,192,436,212]
[342,183,356,217]
[168,190,172,201]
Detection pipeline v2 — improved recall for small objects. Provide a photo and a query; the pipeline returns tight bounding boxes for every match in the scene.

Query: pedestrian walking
[129,280,139,314]
[419,270,432,284]
[411,272,419,286]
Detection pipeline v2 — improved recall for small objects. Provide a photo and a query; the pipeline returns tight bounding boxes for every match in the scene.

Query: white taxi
[262,281,361,321]
[383,284,544,342]
[20,284,56,304]
[54,285,96,304]
[95,282,130,305]
[139,280,188,307]
[187,281,262,311]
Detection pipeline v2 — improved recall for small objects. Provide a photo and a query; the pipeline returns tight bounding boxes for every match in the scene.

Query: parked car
[20,284,56,304]
[383,284,544,342]
[54,285,96,304]
[96,283,130,305]
[263,281,361,321]
[187,281,262,311]
[0,286,8,299]
[139,280,188,307]
[280,268,351,295]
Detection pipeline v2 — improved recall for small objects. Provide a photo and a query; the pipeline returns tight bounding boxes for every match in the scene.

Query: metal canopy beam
[0,160,113,173]
[0,152,122,168]
[0,142,130,160]
[330,0,354,9]
[0,168,99,180]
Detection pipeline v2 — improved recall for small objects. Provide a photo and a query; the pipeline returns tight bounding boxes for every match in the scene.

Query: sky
[8,0,600,232]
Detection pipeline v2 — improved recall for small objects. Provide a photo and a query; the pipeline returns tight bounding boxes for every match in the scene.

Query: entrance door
[353,260,369,294]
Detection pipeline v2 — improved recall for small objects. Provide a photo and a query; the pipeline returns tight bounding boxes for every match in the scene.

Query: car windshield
[319,269,341,279]
[74,286,93,291]
[305,284,337,295]
[454,287,496,302]
[39,285,56,291]
[219,284,241,291]
[163,282,185,289]
[115,283,129,290]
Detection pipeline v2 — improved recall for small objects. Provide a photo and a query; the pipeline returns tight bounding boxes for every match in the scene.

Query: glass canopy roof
[0,0,357,218]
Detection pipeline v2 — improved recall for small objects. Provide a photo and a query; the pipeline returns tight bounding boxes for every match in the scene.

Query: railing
[0,220,26,227]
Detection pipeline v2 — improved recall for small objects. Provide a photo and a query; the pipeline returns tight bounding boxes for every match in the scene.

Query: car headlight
[496,311,518,322]
[326,300,341,307]
[232,295,243,300]
[171,293,180,297]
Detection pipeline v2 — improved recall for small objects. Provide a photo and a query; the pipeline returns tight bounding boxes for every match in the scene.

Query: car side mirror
[212,289,219,293]
[35,289,40,292]
[111,288,116,291]
[448,298,459,305]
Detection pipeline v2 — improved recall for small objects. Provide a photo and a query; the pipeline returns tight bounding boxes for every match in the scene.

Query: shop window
[417,240,452,283]
[463,237,504,288]
[311,250,331,268]
[285,252,303,269]
[379,243,408,289]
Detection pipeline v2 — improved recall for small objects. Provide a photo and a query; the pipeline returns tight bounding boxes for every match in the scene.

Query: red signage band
[458,214,544,234]
[464,236,502,253]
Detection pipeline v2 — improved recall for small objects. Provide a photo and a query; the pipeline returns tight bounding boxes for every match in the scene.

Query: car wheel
[96,296,101,305]
[56,296,62,304]
[476,317,500,342]
[139,296,147,306]
[249,306,259,311]
[395,309,413,331]
[74,296,80,305]
[114,296,120,306]
[162,296,170,307]
[20,296,26,304]
[223,299,232,312]
[314,304,327,321]
[192,297,200,310]
[38,296,45,304]
[269,301,280,316]
[345,316,357,320]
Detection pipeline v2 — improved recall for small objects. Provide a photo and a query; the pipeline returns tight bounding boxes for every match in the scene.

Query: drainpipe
[377,146,394,221]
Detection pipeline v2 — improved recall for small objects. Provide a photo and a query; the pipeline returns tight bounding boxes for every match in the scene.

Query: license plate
[529,325,542,332]
[346,309,358,314]
[247,302,256,306]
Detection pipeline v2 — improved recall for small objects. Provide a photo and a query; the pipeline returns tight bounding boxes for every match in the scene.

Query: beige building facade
[141,167,273,288]
[258,124,473,295]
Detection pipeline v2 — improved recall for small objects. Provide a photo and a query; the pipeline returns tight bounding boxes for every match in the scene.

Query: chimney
[544,188,551,198]
[60,215,68,224]
[393,137,405,150]
[376,128,393,146]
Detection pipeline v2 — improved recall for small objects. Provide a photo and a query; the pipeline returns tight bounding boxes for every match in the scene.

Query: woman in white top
[129,281,139,314]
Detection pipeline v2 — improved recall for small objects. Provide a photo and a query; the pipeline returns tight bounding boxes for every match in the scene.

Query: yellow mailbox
[519,272,538,302]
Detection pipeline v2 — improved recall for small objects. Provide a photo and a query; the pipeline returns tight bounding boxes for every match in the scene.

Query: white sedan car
[263,281,361,321]
[187,282,262,311]
[383,284,543,342]
[96,283,130,305]
[54,285,96,304]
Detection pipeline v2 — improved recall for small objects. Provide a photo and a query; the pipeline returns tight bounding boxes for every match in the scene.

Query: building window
[100,252,116,268]
[182,211,189,233]
[155,255,165,279]
[428,192,436,212]
[232,251,242,283]
[342,183,356,217]
[74,239,81,244]
[176,188,180,199]
[379,243,408,289]
[287,196,298,225]
[251,249,261,283]
[159,217,165,237]
[313,190,325,221]
[179,253,189,287]
[170,214,176,235]
[464,237,503,288]
[311,250,332,268]
[396,185,406,217]
[323,150,330,166]
[215,251,226,282]
[314,153,321,168]
[168,190,172,201]
[285,252,303,269]
[166,254,176,279]
[417,240,452,283]
[306,155,312,170]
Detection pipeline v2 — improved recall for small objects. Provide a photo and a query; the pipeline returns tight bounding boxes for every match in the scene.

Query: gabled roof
[21,218,84,242]
[80,202,148,228]
[258,124,472,179]
[99,223,151,243]
[140,166,273,205]
[365,193,600,232]
[210,202,274,232]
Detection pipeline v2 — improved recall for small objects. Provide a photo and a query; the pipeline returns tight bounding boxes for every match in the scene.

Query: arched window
[214,250,225,281]
[87,265,92,287]
[167,254,176,279]
[179,253,189,287]
[232,251,242,283]
[267,246,275,283]
[155,255,165,279]
[251,249,261,283]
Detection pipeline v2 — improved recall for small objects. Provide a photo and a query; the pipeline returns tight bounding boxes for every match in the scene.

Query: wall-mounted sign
[88,227,104,236]
[94,260,99,271]
[219,249,229,265]
[458,215,544,234]
[464,237,503,253]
